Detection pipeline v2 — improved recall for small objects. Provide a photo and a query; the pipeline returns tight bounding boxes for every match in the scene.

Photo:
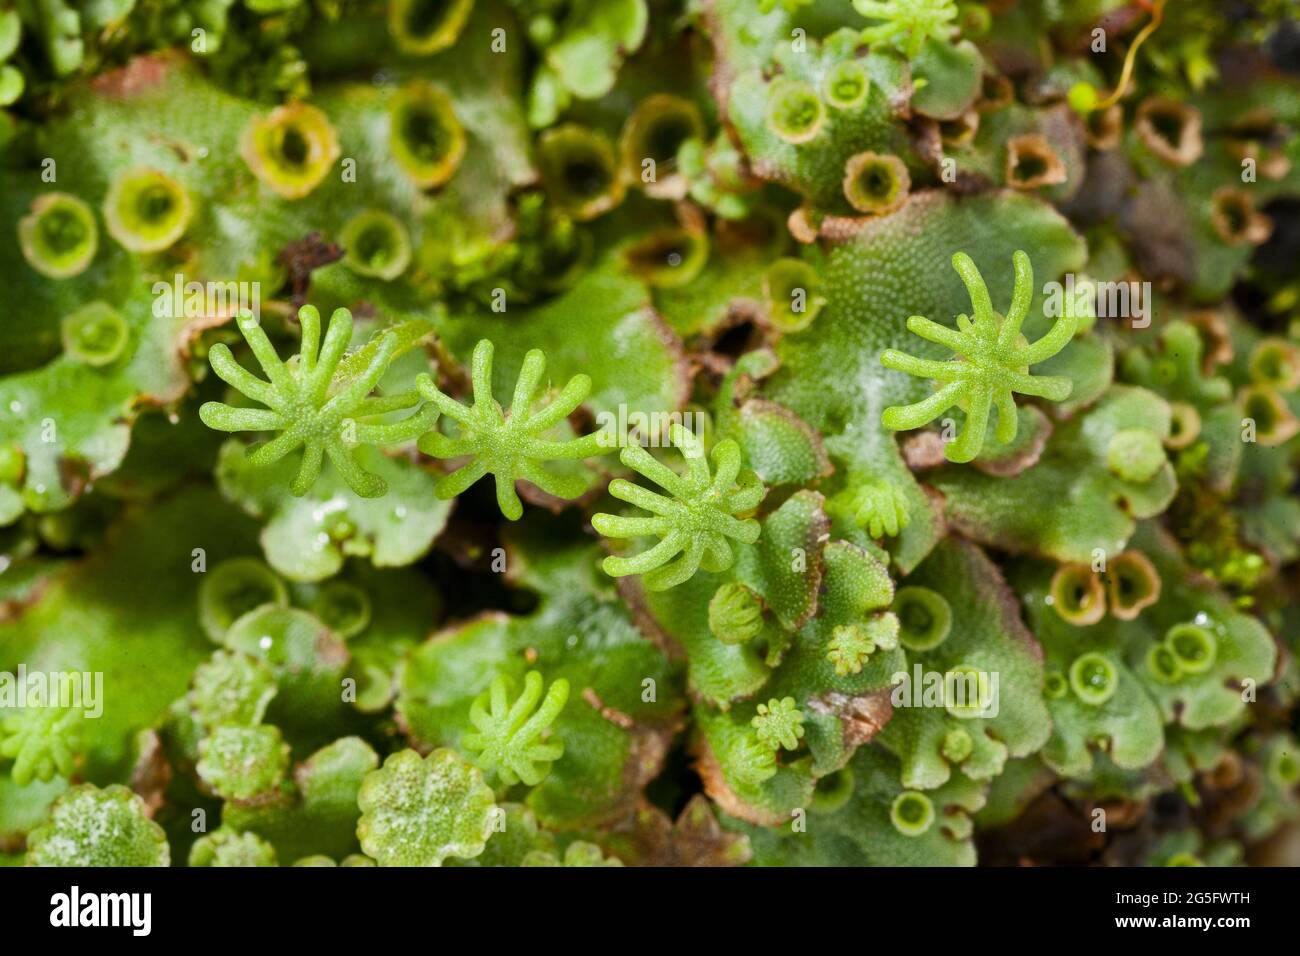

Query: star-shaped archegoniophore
[0,705,81,786]
[880,250,1076,463]
[199,306,438,498]
[836,478,911,539]
[462,671,570,787]
[853,0,959,59]
[593,424,764,591]
[826,614,900,677]
[415,339,611,520]
[751,697,806,752]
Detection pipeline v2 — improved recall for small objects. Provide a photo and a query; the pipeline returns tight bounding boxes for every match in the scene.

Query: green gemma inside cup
[1043,670,1068,699]
[1165,622,1216,675]
[240,102,341,200]
[388,0,474,55]
[894,585,952,651]
[1069,652,1118,706]
[1049,562,1105,625]
[766,78,824,144]
[307,580,372,639]
[842,151,910,215]
[1106,551,1161,620]
[764,258,825,333]
[198,557,289,642]
[341,210,412,281]
[0,443,23,487]
[1248,338,1300,390]
[1165,401,1201,449]
[61,302,130,367]
[619,94,705,191]
[1240,385,1297,445]
[822,60,870,109]
[623,227,709,289]
[537,124,625,221]
[890,790,935,837]
[1146,643,1182,684]
[1267,743,1300,788]
[103,167,193,253]
[19,192,99,279]
[810,766,855,814]
[389,82,466,189]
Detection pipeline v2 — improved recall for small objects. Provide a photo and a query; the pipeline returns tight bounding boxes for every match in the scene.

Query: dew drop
[259,636,273,650]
